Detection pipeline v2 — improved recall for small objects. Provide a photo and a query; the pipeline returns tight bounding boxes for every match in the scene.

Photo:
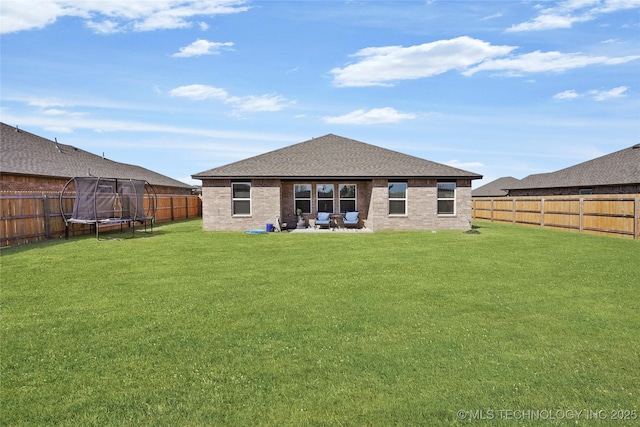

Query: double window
[232,182,251,215]
[388,182,407,215]
[437,182,456,215]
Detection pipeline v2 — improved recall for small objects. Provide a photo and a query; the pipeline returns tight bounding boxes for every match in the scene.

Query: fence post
[635,197,639,240]
[43,195,51,239]
[579,198,584,234]
[491,198,495,222]
[540,198,545,227]
[512,198,516,223]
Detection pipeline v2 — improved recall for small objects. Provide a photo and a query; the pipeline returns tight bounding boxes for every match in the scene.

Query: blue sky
[1,0,638,187]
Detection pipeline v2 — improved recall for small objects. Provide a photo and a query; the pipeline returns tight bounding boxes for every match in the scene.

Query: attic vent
[633,143,640,149]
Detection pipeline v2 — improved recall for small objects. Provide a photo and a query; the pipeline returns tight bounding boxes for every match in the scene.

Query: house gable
[195,134,481,232]
[193,134,481,180]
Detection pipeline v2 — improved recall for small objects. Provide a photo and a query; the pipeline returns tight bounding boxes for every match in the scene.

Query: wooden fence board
[1,193,201,247]
[473,195,639,239]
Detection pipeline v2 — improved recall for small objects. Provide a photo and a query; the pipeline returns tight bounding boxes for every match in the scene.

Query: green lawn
[1,220,638,426]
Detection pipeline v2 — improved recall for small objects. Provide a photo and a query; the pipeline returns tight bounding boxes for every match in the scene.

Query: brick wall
[202,178,474,231]
[369,178,472,231]
[202,179,280,231]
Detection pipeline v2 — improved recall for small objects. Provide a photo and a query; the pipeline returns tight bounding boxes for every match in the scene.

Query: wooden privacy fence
[472,195,640,239]
[1,193,201,247]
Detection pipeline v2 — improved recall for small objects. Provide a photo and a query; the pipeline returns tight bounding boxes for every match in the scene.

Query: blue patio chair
[316,212,331,229]
[343,211,359,228]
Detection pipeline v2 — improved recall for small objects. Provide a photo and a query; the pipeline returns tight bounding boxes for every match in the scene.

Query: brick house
[1,122,193,195]
[192,134,482,231]
[483,144,640,197]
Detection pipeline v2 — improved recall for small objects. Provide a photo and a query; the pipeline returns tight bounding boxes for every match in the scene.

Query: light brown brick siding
[202,178,473,231]
[202,178,280,231]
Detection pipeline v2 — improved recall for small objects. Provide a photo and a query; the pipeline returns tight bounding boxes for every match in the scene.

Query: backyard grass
[1,220,638,426]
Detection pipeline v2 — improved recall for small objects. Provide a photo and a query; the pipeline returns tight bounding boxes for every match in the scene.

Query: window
[437,182,456,215]
[294,184,312,214]
[339,184,356,213]
[388,182,407,215]
[317,184,334,213]
[579,188,593,195]
[232,182,251,215]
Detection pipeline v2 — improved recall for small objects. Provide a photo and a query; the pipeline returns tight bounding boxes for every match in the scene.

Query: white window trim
[437,182,456,216]
[294,183,312,214]
[388,182,407,216]
[316,183,335,213]
[231,182,251,216]
[339,183,357,213]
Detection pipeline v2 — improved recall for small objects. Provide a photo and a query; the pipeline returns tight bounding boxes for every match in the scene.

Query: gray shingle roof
[1,122,191,189]
[472,176,521,197]
[193,134,482,180]
[508,145,640,190]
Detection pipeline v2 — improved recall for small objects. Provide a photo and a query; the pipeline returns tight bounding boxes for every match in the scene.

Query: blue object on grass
[245,229,268,234]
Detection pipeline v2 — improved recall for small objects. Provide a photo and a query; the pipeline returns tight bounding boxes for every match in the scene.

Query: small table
[330,213,344,229]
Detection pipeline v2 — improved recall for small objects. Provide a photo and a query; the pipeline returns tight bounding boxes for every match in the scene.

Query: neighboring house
[472,176,521,197]
[1,122,193,195]
[192,134,482,231]
[505,144,640,196]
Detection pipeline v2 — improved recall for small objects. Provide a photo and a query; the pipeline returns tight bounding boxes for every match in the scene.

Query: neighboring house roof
[472,176,521,197]
[1,122,191,189]
[507,145,640,191]
[193,134,482,180]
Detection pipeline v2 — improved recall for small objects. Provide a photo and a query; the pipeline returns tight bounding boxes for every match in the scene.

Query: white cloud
[169,84,229,101]
[588,86,628,100]
[507,0,640,32]
[0,0,249,34]
[331,37,516,87]
[322,107,416,125]
[27,98,65,108]
[172,40,234,57]
[553,86,628,101]
[331,37,640,85]
[85,19,121,34]
[169,84,292,113]
[553,90,581,100]
[42,108,68,115]
[234,95,292,112]
[481,12,504,21]
[463,50,640,76]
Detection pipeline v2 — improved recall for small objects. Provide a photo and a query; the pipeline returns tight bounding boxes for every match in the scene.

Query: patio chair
[343,211,359,228]
[315,212,331,229]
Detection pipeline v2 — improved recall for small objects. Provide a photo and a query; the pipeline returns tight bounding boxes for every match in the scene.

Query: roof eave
[193,174,483,180]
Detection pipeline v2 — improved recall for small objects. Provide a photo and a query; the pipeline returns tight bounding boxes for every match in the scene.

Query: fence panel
[1,193,201,247]
[472,195,639,239]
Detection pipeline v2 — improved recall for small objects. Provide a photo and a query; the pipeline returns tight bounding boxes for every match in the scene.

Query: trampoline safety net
[61,177,156,239]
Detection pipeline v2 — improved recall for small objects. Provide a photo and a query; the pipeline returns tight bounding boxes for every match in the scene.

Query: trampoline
[60,177,156,240]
